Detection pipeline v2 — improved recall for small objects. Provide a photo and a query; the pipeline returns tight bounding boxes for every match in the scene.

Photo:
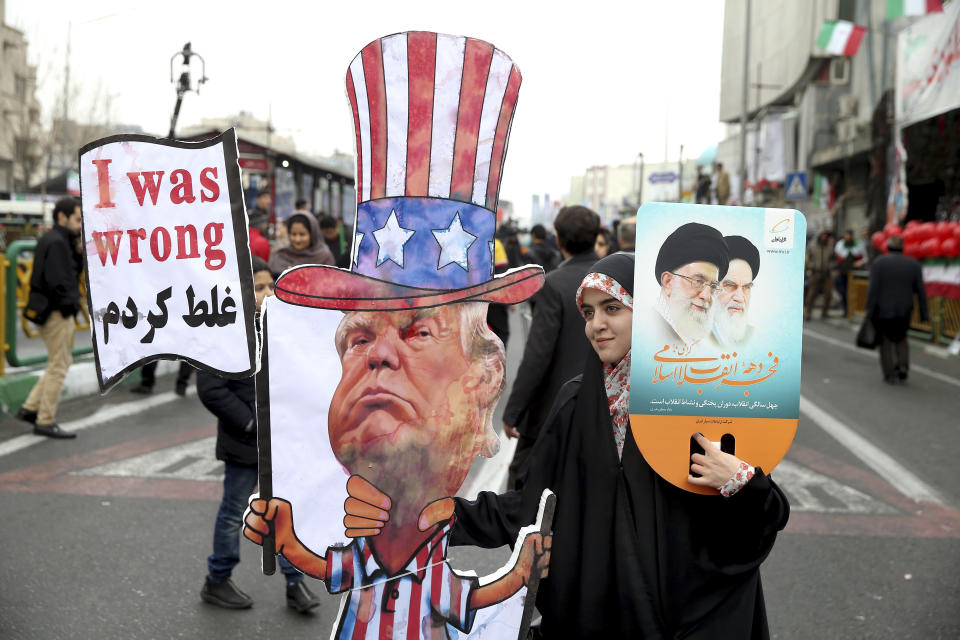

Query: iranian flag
[923,259,960,300]
[816,20,867,56]
[887,0,943,20]
[813,174,834,211]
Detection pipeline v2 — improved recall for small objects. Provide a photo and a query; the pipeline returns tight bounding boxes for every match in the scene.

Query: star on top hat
[275,31,544,311]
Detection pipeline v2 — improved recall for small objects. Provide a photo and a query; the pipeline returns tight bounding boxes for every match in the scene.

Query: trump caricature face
[714,258,754,344]
[328,303,503,524]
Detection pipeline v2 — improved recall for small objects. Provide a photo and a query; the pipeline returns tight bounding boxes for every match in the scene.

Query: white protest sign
[79,129,257,392]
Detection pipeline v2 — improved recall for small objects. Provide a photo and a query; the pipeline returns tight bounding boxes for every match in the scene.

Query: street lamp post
[739,0,751,204]
[634,151,645,209]
[678,144,684,202]
[168,42,208,139]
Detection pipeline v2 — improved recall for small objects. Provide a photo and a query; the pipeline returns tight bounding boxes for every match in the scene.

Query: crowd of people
[10,189,933,636]
[803,228,871,321]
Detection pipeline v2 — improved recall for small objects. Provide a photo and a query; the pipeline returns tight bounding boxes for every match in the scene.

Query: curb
[0,359,183,416]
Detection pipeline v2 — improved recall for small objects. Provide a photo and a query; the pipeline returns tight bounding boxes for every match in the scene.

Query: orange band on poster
[629,414,798,495]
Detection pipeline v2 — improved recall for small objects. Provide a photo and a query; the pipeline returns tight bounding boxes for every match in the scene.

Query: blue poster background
[629,203,806,420]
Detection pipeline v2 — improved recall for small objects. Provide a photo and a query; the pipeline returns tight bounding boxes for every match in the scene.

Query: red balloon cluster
[878,220,960,259]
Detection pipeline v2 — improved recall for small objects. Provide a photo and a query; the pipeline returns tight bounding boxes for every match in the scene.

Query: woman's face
[580,287,632,364]
[289,221,311,251]
[594,234,610,258]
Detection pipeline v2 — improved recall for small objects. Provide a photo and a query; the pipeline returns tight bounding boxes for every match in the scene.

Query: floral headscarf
[577,270,633,459]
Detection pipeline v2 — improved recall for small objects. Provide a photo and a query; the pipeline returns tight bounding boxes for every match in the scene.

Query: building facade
[566,158,700,224]
[719,0,897,233]
[0,1,42,196]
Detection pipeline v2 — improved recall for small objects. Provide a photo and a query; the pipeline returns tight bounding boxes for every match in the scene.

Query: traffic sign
[785,172,808,200]
[649,171,678,184]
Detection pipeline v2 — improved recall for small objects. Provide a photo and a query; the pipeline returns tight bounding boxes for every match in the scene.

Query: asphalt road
[0,311,958,639]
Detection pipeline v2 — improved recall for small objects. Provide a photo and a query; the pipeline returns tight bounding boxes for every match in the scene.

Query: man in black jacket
[197,257,319,612]
[866,235,929,384]
[503,205,600,489]
[17,197,83,438]
[525,224,560,273]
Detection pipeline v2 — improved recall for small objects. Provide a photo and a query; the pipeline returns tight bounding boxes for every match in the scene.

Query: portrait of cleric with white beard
[649,222,730,350]
[711,235,760,348]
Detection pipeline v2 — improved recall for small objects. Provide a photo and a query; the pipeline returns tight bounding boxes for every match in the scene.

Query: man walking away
[525,224,560,273]
[17,197,83,439]
[198,256,319,612]
[804,231,836,320]
[503,205,600,489]
[866,235,929,384]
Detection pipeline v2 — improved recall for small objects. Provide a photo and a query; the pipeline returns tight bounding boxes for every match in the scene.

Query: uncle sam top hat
[275,31,544,311]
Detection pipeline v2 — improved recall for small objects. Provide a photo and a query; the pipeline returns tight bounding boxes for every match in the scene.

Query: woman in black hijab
[451,252,789,638]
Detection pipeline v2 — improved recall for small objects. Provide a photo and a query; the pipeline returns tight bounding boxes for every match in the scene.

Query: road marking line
[71,435,221,481]
[774,459,898,514]
[0,389,194,459]
[799,394,944,504]
[803,327,960,389]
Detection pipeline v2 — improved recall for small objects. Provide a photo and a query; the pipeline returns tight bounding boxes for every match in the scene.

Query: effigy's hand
[344,475,392,538]
[515,532,551,586]
[417,497,456,532]
[243,497,296,552]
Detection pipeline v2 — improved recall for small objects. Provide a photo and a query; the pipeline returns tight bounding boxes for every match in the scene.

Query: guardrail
[1,238,93,376]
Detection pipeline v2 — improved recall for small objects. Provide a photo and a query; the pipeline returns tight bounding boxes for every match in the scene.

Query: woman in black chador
[451,251,789,638]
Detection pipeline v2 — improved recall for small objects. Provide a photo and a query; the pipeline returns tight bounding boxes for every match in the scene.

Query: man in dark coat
[866,235,929,384]
[502,205,600,489]
[248,191,272,262]
[524,224,560,273]
[197,257,319,612]
[17,197,84,438]
[319,214,353,269]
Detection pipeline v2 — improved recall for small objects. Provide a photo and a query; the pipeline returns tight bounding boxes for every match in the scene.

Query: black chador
[451,254,789,639]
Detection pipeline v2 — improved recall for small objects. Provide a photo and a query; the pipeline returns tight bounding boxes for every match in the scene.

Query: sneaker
[15,407,37,424]
[33,423,76,439]
[286,581,320,613]
[130,384,153,395]
[896,365,908,382]
[200,577,253,609]
[175,382,187,397]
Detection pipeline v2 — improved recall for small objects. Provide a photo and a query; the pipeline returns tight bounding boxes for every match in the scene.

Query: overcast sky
[8,0,726,219]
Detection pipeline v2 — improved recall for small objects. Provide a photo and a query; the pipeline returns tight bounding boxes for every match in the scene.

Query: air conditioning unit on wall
[838,94,858,119]
[830,58,850,85]
[836,119,857,142]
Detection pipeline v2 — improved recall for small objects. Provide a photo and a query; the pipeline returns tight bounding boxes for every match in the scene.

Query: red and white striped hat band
[346,32,522,213]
